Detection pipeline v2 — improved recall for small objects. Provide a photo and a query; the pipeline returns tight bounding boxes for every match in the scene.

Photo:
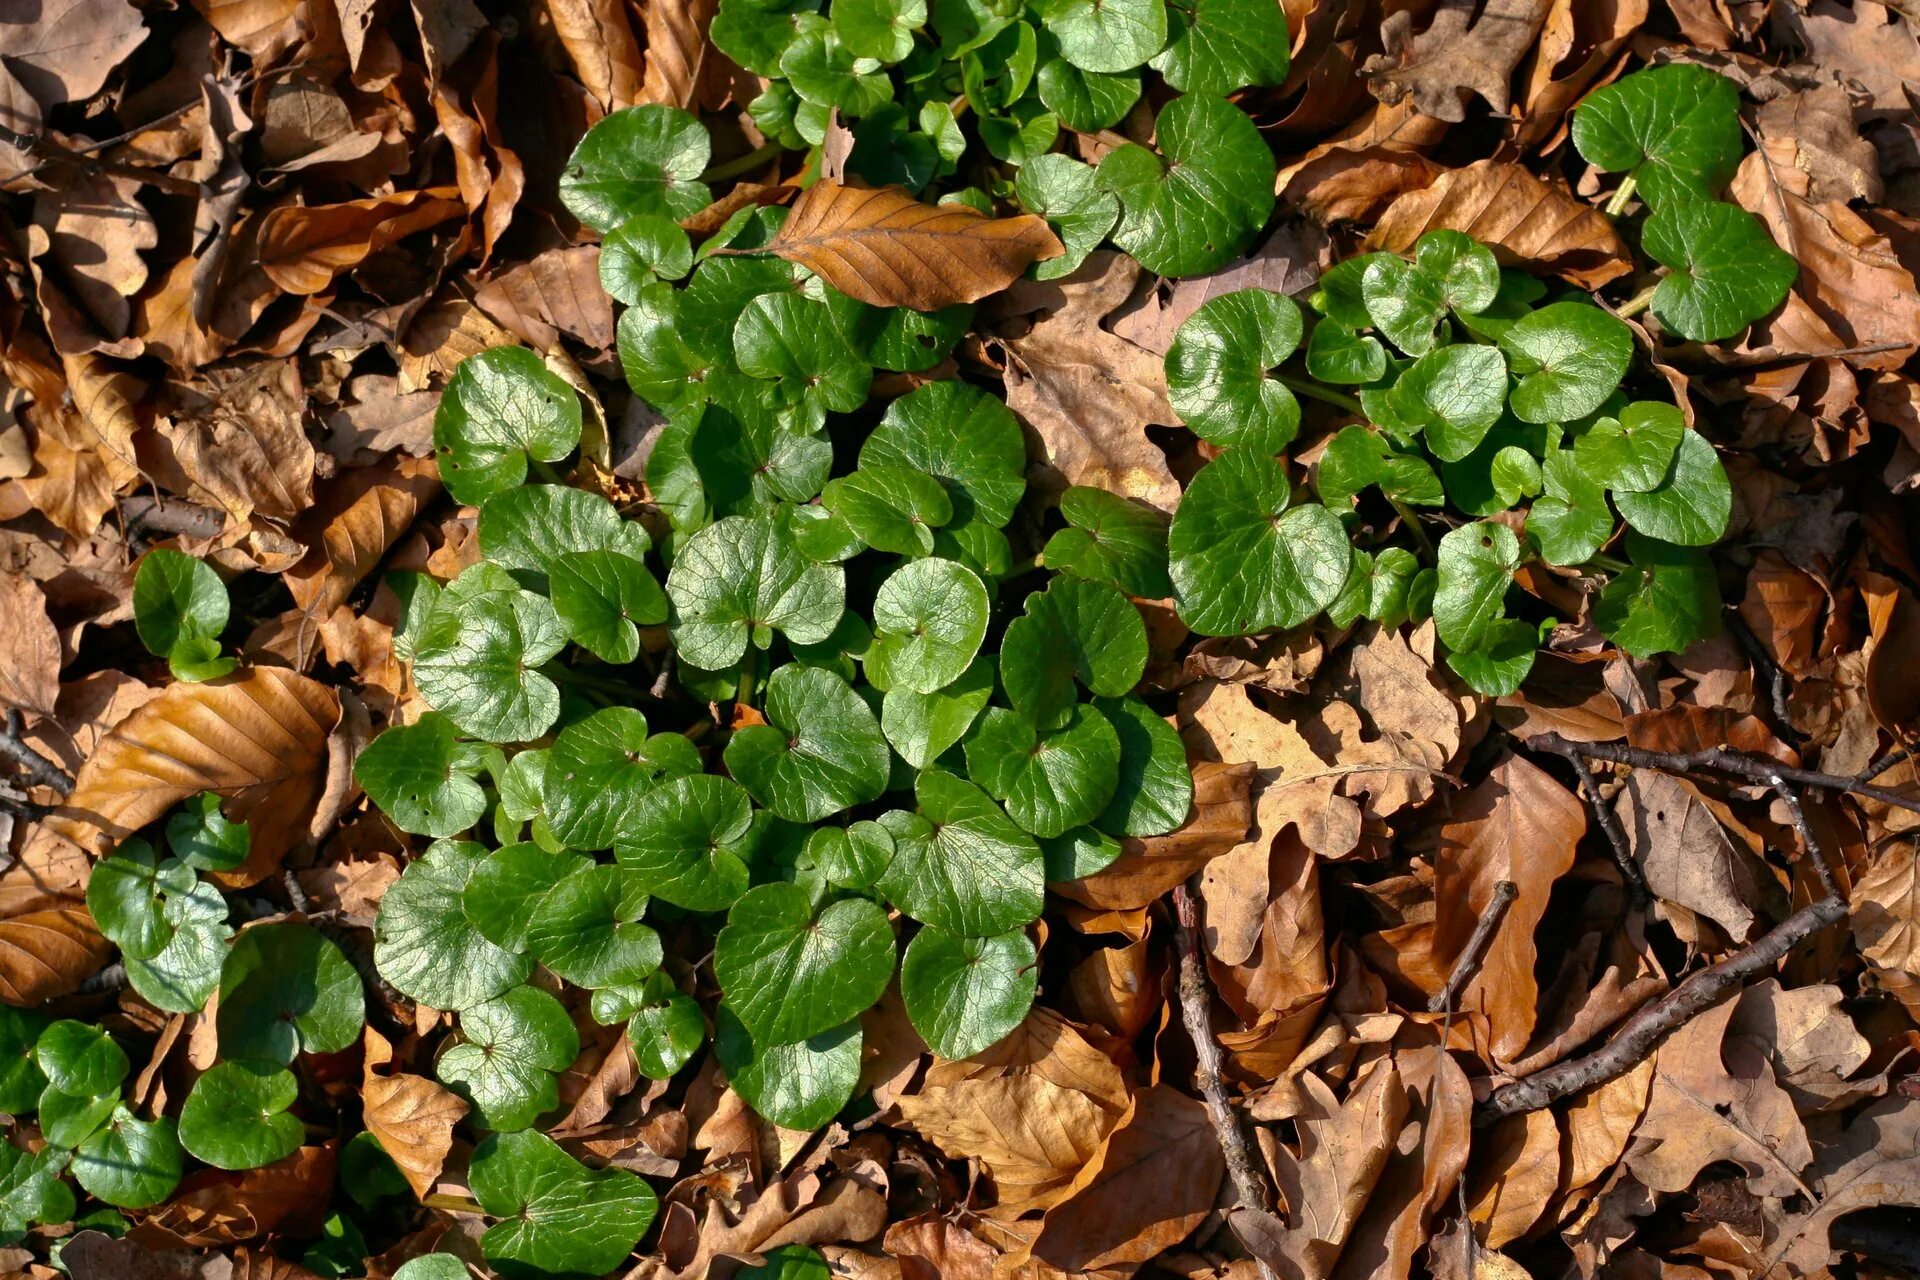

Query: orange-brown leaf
[257,188,467,295]
[0,896,113,1006]
[768,183,1063,310]
[363,1071,468,1198]
[285,455,442,619]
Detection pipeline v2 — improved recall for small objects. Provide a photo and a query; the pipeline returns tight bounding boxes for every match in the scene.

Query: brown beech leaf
[1466,1108,1560,1248]
[31,169,158,340]
[1862,571,1920,742]
[285,455,441,619]
[1753,86,1883,206]
[1053,760,1254,911]
[1263,1060,1409,1274]
[895,1074,1113,1211]
[1433,753,1583,1065]
[885,1214,997,1280]
[1366,161,1634,290]
[1560,1056,1655,1198]
[544,0,644,111]
[472,246,614,353]
[322,374,439,465]
[256,188,467,295]
[767,182,1063,309]
[639,0,732,112]
[1616,770,1774,946]
[0,571,60,716]
[1362,0,1554,122]
[158,361,315,524]
[1851,840,1920,1021]
[188,0,303,60]
[0,0,149,107]
[1512,0,1647,150]
[16,666,341,894]
[363,1071,467,1198]
[0,895,114,1006]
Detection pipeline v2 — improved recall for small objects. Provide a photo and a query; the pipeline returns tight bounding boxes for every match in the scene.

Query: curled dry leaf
[768,182,1064,309]
[363,1070,468,1199]
[285,455,442,619]
[1851,840,1920,1021]
[639,0,731,112]
[1362,0,1554,123]
[1761,1097,1920,1277]
[0,571,60,716]
[16,665,341,893]
[1366,160,1634,289]
[256,187,467,295]
[158,360,316,524]
[544,0,644,111]
[0,0,149,107]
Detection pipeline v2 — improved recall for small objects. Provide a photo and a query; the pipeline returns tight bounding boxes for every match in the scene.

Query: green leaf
[1575,401,1685,494]
[464,844,591,953]
[899,925,1037,1058]
[1527,450,1614,566]
[36,1021,126,1098]
[675,388,836,517]
[877,771,1044,936]
[713,0,825,76]
[550,550,667,665]
[1097,94,1275,278]
[470,1130,657,1277]
[1304,318,1388,385]
[218,923,365,1064]
[1433,522,1522,654]
[964,705,1121,839]
[1643,200,1798,342]
[864,558,991,694]
[1041,487,1171,599]
[624,975,707,1079]
[734,293,874,423]
[740,1245,833,1280]
[0,1010,47,1115]
[0,1146,74,1243]
[1095,694,1192,836]
[413,563,567,744]
[132,549,227,662]
[1612,428,1730,546]
[1446,617,1539,697]
[1037,0,1165,71]
[714,1007,861,1130]
[178,1060,303,1171]
[1569,63,1742,208]
[806,821,896,889]
[979,100,1060,167]
[392,1258,471,1280]
[433,347,584,507]
[72,1108,182,1209]
[559,104,711,232]
[525,864,662,989]
[726,665,890,821]
[1455,268,1550,343]
[1150,0,1288,94]
[861,380,1027,529]
[543,708,696,851]
[1165,289,1304,451]
[438,985,580,1131]
[1000,575,1147,729]
[1500,302,1633,425]
[820,466,953,556]
[1327,546,1421,629]
[1393,344,1509,462]
[1596,532,1721,658]
[882,654,995,770]
[1362,230,1499,356]
[716,883,895,1045]
[124,892,229,1016]
[832,296,974,374]
[163,793,251,872]
[1310,252,1391,327]
[667,513,846,670]
[619,284,718,419]
[782,26,892,113]
[1315,424,1445,510]
[1169,450,1350,636]
[601,214,694,304]
[478,484,648,586]
[1491,446,1543,508]
[86,839,183,961]
[355,712,487,839]
[1014,154,1120,281]
[39,1088,116,1149]
[1035,48,1139,132]
[616,774,759,912]
[834,0,926,60]
[377,841,534,1011]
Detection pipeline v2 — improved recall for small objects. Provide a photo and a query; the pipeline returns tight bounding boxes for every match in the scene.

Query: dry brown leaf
[1728,980,1872,1112]
[1466,1108,1560,1248]
[1739,549,1826,677]
[1275,99,1452,226]
[1366,161,1634,290]
[1851,839,1920,1020]
[1512,0,1647,150]
[0,0,149,107]
[639,0,731,111]
[1862,571,1920,742]
[285,455,441,619]
[256,188,467,295]
[322,374,439,464]
[363,1069,467,1198]
[0,571,60,716]
[1753,86,1884,205]
[1362,0,1554,122]
[768,182,1062,309]
[1001,252,1180,512]
[1053,760,1254,911]
[1560,1056,1655,1197]
[472,246,614,353]
[1773,0,1920,120]
[1624,993,1814,1198]
[1433,754,1584,1065]
[1108,221,1335,356]
[544,0,644,110]
[16,665,341,894]
[0,895,114,1005]
[1067,934,1157,1041]
[885,1214,996,1280]
[1615,770,1774,945]
[896,1074,1113,1210]
[158,361,315,524]
[1759,1097,1920,1276]
[188,0,303,59]
[1263,1061,1408,1278]
[31,170,158,340]
[399,295,520,392]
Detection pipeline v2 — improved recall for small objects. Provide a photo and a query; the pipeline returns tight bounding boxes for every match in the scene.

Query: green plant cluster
[1570,62,1798,341]
[132,549,240,682]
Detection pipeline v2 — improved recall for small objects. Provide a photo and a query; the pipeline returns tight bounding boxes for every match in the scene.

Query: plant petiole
[1603,174,1639,216]
[1272,371,1363,415]
[1581,551,1632,574]
[531,458,566,485]
[1614,276,1663,320]
[699,141,786,183]
[1388,498,1436,561]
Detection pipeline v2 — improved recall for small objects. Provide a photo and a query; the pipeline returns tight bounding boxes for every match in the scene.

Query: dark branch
[1533,737,1650,904]
[1530,733,1920,816]
[1429,880,1518,1013]
[0,710,75,795]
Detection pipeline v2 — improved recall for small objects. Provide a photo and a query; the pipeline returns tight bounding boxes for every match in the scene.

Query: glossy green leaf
[124,888,229,1016]
[559,104,711,231]
[413,563,567,744]
[1094,694,1192,836]
[820,465,953,556]
[834,0,925,60]
[601,213,694,304]
[624,974,707,1079]
[964,705,1121,839]
[35,1021,126,1098]
[1150,0,1288,94]
[726,665,890,821]
[1169,450,1350,636]
[1611,428,1731,546]
[714,1006,861,1130]
[1326,546,1421,629]
[1446,617,1539,697]
[734,293,874,422]
[1165,289,1304,451]
[218,923,365,1064]
[616,774,758,912]
[1041,486,1171,598]
[1305,318,1388,385]
[1014,154,1119,281]
[438,985,580,1131]
[1037,0,1165,72]
[376,840,534,1011]
[85,839,184,961]
[667,513,846,670]
[543,708,694,852]
[0,1010,47,1115]
[1362,230,1499,356]
[877,770,1044,936]
[470,1130,657,1277]
[865,558,990,694]
[1596,532,1721,658]
[1527,450,1614,567]
[0,1146,74,1243]
[162,792,251,873]
[1393,344,1508,462]
[1570,63,1742,208]
[1000,575,1148,729]
[1035,49,1139,132]
[525,864,662,989]
[861,380,1027,529]
[1575,401,1685,494]
[39,1088,115,1149]
[1315,425,1445,510]
[1433,521,1521,653]
[433,347,584,507]
[716,883,895,1046]
[782,26,892,113]
[478,484,647,584]
[550,550,667,665]
[882,654,995,770]
[1643,200,1798,342]
[900,926,1037,1058]
[1098,94,1275,278]
[464,844,590,953]
[72,1108,182,1209]
[132,549,227,662]
[178,1060,303,1171]
[806,820,896,889]
[1500,302,1633,424]
[354,712,487,839]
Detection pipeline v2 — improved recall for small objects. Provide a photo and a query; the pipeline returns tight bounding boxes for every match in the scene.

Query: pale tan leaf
[896,1074,1112,1208]
[364,1071,468,1198]
[0,571,60,716]
[768,183,1063,309]
[256,188,466,295]
[31,169,158,339]
[1851,840,1920,1020]
[544,0,644,110]
[322,374,439,464]
[187,0,303,59]
[1560,1057,1653,1197]
[1616,770,1773,945]
[1266,1062,1408,1275]
[1760,1097,1920,1277]
[0,0,149,106]
[1054,760,1254,911]
[1466,1108,1560,1248]
[1362,0,1554,122]
[472,246,614,353]
[159,360,315,523]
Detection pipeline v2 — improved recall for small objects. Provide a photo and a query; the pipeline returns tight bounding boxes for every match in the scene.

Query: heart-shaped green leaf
[1500,301,1632,424]
[1150,0,1288,94]
[861,380,1027,529]
[832,0,925,60]
[0,1011,47,1115]
[621,973,708,1079]
[479,484,649,586]
[163,793,251,872]
[464,844,591,953]
[434,347,584,507]
[668,513,846,670]
[806,820,897,889]
[734,293,875,424]
[355,712,488,839]
[0,1145,73,1243]
[1097,94,1276,278]
[1014,154,1120,281]
[218,922,365,1064]
[877,770,1044,936]
[86,839,187,961]
[1095,694,1192,836]
[1326,546,1421,629]
[1036,0,1165,71]
[1041,486,1172,599]
[882,654,995,770]
[1596,532,1721,658]
[717,883,895,1046]
[413,563,567,744]
[1362,230,1499,356]
[543,708,698,851]
[1000,575,1148,729]
[820,465,953,556]
[376,841,534,1011]
[123,881,229,1016]
[1305,318,1389,385]
[438,985,580,1131]
[964,705,1121,838]
[1576,401,1684,494]
[1433,521,1522,654]
[726,665,890,821]
[133,549,227,664]
[1316,425,1445,510]
[782,25,892,113]
[714,0,826,77]
[1169,450,1350,636]
[1643,200,1798,342]
[900,925,1038,1058]
[1165,289,1305,452]
[39,1087,116,1149]
[616,774,759,912]
[36,1021,127,1098]
[525,864,662,989]
[714,1006,862,1130]
[1035,47,1139,132]
[1446,617,1539,697]
[1393,344,1509,461]
[72,1108,181,1209]
[560,104,711,232]
[1527,450,1614,566]
[470,1130,657,1276]
[1570,63,1742,209]
[1611,428,1730,546]
[864,558,991,694]
[601,213,694,304]
[178,1060,303,1171]
[550,550,668,665]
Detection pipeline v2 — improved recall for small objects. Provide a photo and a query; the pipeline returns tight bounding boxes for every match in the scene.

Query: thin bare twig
[1429,881,1518,1013]
[1172,883,1282,1280]
[1532,738,1650,904]
[1862,745,1914,784]
[1726,610,1799,747]
[1531,733,1920,816]
[0,710,74,795]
